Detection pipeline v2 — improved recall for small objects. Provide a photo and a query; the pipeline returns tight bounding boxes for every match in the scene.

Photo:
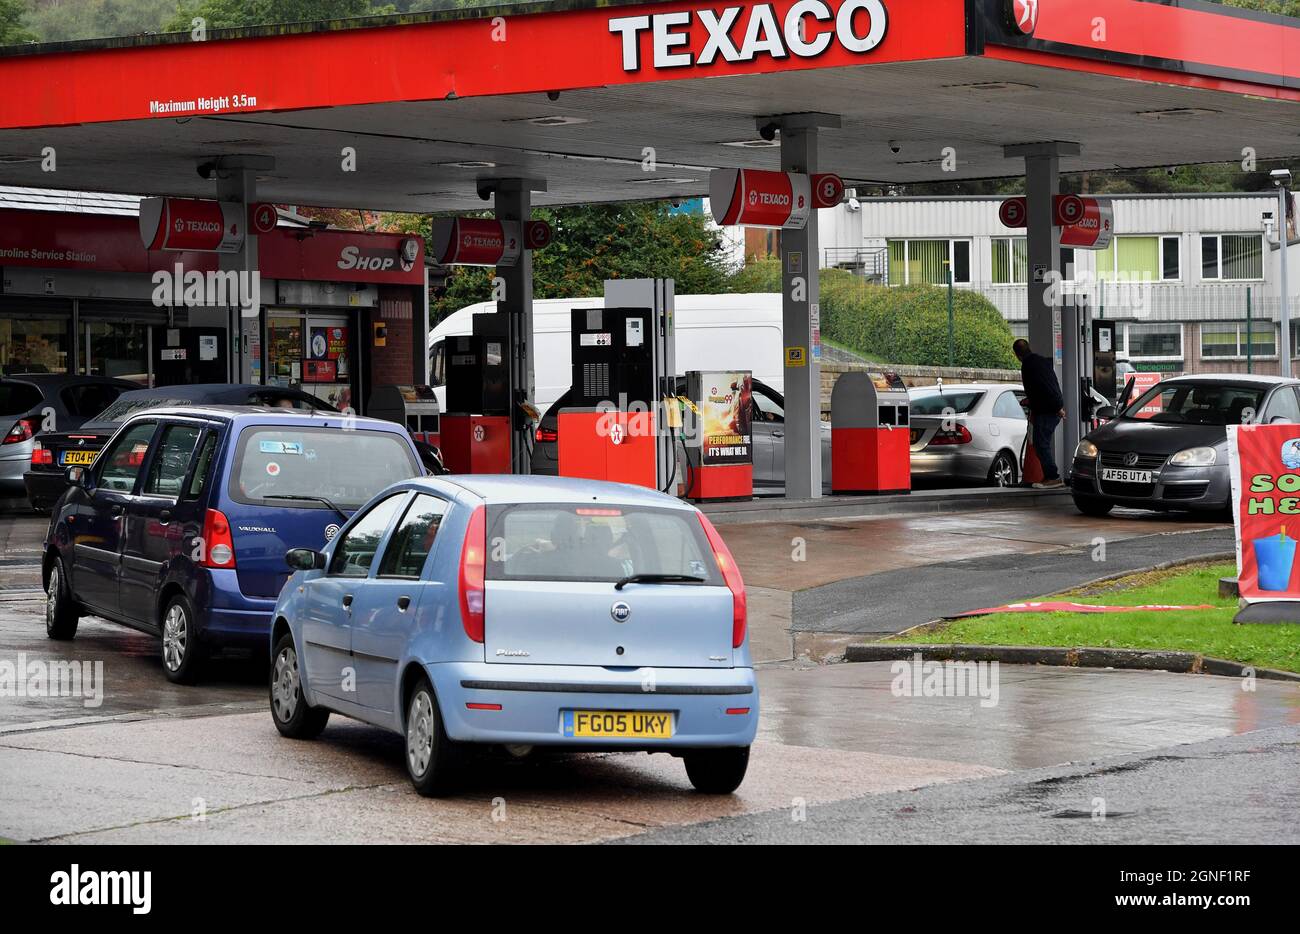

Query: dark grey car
[1070,374,1300,516]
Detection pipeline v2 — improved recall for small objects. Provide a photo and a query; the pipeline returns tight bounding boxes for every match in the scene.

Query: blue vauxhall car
[268,475,757,796]
[42,406,423,683]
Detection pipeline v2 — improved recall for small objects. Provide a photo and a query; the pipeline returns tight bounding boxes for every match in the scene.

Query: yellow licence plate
[564,710,673,739]
[60,449,99,465]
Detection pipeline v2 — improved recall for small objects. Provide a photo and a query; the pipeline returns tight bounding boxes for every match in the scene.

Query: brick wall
[370,289,415,397]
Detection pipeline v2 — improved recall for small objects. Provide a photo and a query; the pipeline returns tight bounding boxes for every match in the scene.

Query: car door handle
[159,509,172,522]
[110,504,124,516]
[397,595,411,612]
[342,594,353,609]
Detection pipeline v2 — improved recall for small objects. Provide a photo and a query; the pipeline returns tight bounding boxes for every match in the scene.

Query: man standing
[1013,338,1065,489]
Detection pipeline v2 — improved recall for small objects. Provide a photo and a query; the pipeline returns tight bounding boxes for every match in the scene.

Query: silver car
[909,383,1029,487]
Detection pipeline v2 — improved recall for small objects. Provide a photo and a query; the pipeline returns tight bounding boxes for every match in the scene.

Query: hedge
[730,260,1017,370]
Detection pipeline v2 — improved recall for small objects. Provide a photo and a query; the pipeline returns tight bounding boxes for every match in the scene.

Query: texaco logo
[748,189,758,205]
[609,423,625,446]
[174,218,184,232]
[324,523,341,541]
[1009,0,1037,35]
[473,424,486,443]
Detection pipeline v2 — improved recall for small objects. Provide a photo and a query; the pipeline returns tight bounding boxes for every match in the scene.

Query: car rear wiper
[262,494,349,522]
[614,573,705,590]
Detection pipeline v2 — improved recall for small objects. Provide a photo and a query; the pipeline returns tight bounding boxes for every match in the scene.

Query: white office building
[819,192,1300,376]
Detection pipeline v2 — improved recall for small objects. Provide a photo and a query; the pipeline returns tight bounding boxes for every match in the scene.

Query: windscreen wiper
[614,573,705,590]
[262,494,349,523]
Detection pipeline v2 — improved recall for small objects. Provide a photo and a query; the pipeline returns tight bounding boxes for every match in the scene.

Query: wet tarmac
[3,500,1293,844]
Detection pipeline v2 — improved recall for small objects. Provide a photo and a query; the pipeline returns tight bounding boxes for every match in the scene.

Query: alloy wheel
[46,565,60,627]
[162,604,188,672]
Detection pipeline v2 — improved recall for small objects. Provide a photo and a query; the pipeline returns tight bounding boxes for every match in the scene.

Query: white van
[427,292,785,413]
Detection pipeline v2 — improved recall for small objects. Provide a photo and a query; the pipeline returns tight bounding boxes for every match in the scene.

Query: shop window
[1124,322,1182,360]
[0,317,70,375]
[992,237,1029,284]
[1200,234,1264,281]
[81,321,148,383]
[887,239,972,286]
[1200,322,1276,359]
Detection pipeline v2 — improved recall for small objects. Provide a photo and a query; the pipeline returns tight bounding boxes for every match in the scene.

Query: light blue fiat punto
[268,475,757,796]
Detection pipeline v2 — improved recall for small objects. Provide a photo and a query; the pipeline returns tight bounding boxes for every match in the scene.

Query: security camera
[888,140,900,154]
[196,160,216,180]
[1165,167,1176,176]
[547,90,561,102]
[1271,168,1293,186]
[758,122,779,142]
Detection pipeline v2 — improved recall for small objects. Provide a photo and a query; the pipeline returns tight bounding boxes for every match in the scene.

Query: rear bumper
[22,469,67,507]
[427,661,758,749]
[198,569,278,646]
[910,448,992,481]
[0,445,32,490]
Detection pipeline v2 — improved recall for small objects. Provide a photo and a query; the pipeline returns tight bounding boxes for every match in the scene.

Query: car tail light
[459,504,487,643]
[929,424,973,446]
[466,702,501,711]
[201,508,237,569]
[697,512,747,649]
[30,441,53,466]
[3,418,37,445]
[535,426,558,443]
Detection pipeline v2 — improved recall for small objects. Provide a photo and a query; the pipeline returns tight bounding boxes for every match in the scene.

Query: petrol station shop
[0,197,428,415]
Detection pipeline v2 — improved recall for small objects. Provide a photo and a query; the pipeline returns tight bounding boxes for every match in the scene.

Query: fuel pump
[439,333,512,473]
[557,278,676,490]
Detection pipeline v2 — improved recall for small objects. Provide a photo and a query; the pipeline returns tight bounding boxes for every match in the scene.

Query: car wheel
[45,556,79,640]
[1072,494,1115,517]
[987,451,1018,488]
[160,594,204,685]
[404,676,460,797]
[683,746,750,794]
[270,633,330,739]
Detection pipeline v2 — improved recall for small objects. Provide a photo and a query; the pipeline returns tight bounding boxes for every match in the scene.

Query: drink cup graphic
[1253,527,1297,592]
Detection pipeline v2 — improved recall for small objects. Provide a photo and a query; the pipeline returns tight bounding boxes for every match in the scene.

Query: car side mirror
[285,548,326,571]
[1096,406,1116,420]
[65,465,91,489]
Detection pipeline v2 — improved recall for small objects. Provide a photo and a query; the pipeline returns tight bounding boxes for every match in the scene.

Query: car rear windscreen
[0,382,42,417]
[91,396,193,425]
[487,504,722,584]
[910,391,984,415]
[231,426,420,510]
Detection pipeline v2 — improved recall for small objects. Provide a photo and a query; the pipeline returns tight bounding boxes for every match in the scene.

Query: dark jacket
[1021,352,1064,415]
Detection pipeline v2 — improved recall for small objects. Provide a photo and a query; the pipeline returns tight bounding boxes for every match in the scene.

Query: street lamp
[1272,168,1292,377]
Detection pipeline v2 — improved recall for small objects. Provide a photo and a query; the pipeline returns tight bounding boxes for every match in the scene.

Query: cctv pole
[1280,181,1293,378]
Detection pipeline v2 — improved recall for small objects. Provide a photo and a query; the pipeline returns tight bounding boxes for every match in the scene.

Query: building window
[887,239,972,286]
[1200,233,1264,281]
[1096,235,1180,282]
[992,237,1028,284]
[0,316,71,376]
[1124,322,1182,361]
[1201,321,1276,359]
[1009,321,1029,339]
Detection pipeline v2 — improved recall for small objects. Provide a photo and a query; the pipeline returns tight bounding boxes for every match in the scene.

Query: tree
[383,202,733,323]
[22,0,176,43]
[164,0,390,32]
[0,0,36,44]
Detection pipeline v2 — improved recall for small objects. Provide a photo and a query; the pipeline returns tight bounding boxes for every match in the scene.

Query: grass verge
[893,561,1300,674]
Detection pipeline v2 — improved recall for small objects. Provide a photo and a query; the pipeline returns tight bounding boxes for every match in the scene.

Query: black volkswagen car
[1071,374,1300,517]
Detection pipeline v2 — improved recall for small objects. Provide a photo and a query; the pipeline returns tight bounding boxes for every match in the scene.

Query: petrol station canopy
[0,0,1296,212]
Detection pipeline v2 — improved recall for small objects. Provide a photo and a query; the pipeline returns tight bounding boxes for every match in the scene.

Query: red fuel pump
[439,334,511,473]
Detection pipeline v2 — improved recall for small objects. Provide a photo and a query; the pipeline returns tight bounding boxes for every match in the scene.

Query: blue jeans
[1032,413,1061,481]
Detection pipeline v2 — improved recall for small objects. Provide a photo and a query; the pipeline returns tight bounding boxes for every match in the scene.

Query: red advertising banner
[709,169,812,229]
[430,218,522,266]
[1058,197,1114,250]
[1,208,424,284]
[1228,423,1300,601]
[139,197,245,253]
[0,0,972,131]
